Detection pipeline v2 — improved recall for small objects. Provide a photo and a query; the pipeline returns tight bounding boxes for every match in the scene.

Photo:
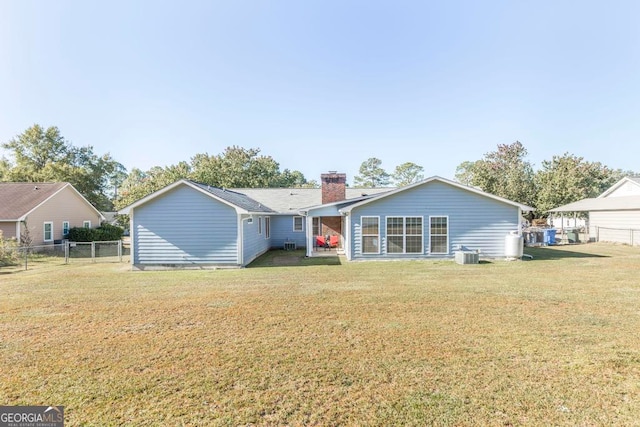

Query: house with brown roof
[0,182,104,246]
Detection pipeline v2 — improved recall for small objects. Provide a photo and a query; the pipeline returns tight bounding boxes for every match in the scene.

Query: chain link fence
[1,240,129,272]
[594,226,640,246]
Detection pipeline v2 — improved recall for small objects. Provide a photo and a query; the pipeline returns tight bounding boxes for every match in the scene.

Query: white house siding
[133,185,239,265]
[349,181,520,260]
[590,210,640,246]
[242,216,271,265]
[605,181,640,197]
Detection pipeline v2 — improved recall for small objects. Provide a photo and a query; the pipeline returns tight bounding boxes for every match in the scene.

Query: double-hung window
[429,216,449,254]
[258,217,262,234]
[62,221,70,237]
[265,217,271,239]
[361,216,380,254]
[386,216,423,254]
[83,221,91,228]
[312,217,321,237]
[43,222,53,242]
[293,216,303,232]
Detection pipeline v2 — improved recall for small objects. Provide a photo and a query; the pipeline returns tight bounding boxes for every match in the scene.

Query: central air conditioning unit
[455,250,479,265]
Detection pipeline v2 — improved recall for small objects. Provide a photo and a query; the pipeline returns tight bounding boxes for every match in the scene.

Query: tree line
[454,141,635,217]
[1,125,635,218]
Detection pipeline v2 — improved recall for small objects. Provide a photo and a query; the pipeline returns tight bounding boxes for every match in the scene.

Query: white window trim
[312,217,321,237]
[361,216,380,254]
[386,216,424,254]
[293,216,304,232]
[429,215,449,255]
[265,217,270,239]
[43,221,53,242]
[62,221,70,236]
[83,220,91,228]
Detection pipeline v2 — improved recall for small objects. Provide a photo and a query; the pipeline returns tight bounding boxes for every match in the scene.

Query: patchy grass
[1,243,640,425]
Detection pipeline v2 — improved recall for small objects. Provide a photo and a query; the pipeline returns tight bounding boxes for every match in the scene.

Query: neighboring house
[549,177,640,245]
[0,182,104,246]
[119,173,534,268]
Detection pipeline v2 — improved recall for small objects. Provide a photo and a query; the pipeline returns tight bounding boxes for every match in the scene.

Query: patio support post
[306,215,313,257]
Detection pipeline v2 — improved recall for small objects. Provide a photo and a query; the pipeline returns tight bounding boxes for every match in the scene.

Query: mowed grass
[1,244,640,426]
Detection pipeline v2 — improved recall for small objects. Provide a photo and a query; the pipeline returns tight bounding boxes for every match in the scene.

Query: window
[429,216,449,254]
[312,217,321,237]
[361,216,380,254]
[386,216,423,254]
[265,217,270,239]
[43,222,53,242]
[293,216,303,232]
[62,221,70,237]
[83,221,91,228]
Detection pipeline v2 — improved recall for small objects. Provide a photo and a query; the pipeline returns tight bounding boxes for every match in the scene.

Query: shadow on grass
[247,250,343,268]
[522,245,609,261]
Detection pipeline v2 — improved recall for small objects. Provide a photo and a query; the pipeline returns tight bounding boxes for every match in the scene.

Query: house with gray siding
[120,173,533,268]
[119,180,275,268]
[302,176,533,260]
[550,177,640,246]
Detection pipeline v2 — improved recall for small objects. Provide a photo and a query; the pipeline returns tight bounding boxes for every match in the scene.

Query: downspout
[238,214,248,266]
[129,210,135,267]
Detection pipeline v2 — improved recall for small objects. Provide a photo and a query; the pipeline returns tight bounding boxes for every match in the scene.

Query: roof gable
[339,176,535,213]
[598,177,640,198]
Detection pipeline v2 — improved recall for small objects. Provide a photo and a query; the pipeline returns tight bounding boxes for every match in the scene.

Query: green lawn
[1,244,639,426]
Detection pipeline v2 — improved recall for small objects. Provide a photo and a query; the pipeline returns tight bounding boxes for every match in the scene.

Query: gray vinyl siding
[349,181,520,260]
[242,216,271,265]
[270,215,307,249]
[133,185,239,265]
[590,210,640,245]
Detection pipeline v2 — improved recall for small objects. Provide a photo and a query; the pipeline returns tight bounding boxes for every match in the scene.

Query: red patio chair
[316,236,326,248]
[329,235,339,248]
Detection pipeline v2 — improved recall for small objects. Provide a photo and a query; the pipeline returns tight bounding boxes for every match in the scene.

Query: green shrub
[0,231,19,266]
[68,224,124,242]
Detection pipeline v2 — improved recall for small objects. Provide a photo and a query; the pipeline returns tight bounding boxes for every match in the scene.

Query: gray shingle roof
[189,182,275,213]
[0,182,67,220]
[232,187,393,213]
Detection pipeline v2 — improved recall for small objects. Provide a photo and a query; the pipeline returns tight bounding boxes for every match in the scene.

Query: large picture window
[361,216,380,254]
[387,216,423,254]
[429,216,449,254]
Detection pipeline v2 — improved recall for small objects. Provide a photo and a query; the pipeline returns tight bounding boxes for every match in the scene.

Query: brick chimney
[321,171,347,204]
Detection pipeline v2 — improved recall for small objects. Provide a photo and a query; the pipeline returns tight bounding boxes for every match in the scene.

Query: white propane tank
[505,232,524,260]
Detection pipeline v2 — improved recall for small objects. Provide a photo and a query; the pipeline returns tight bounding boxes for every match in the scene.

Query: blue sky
[1,1,639,185]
